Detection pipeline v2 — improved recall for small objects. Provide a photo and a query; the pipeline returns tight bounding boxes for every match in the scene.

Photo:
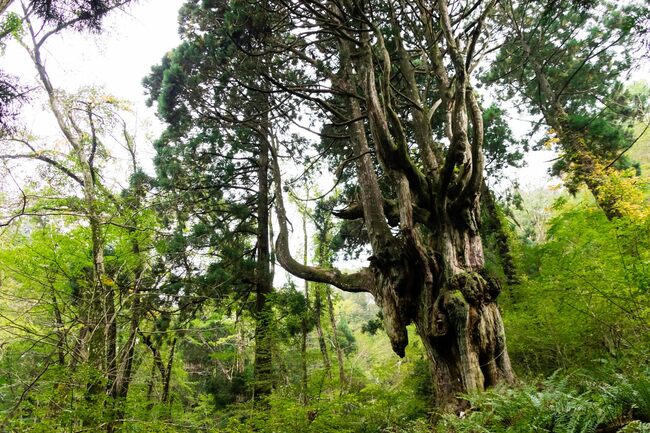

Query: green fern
[435,370,650,433]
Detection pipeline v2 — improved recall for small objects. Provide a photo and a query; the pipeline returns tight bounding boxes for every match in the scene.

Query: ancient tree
[259,0,516,407]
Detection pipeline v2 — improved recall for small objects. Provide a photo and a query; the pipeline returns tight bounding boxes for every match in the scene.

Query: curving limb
[269,133,374,295]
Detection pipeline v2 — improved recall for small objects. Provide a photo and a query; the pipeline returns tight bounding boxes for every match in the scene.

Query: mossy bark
[372,219,515,409]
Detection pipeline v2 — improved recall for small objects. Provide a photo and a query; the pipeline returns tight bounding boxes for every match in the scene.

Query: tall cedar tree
[144,0,276,397]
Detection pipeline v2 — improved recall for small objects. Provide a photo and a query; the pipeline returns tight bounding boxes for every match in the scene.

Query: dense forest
[0,0,649,431]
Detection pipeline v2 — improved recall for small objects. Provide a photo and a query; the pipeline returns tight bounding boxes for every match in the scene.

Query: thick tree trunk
[417,275,514,409]
[377,220,515,409]
[253,113,273,398]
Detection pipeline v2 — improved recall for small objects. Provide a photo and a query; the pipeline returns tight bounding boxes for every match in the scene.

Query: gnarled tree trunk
[416,224,514,408]
[264,0,516,408]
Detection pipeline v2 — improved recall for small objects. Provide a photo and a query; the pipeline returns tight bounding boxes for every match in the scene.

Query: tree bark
[253,107,274,398]
[326,288,346,388]
[314,287,331,374]
[413,242,516,408]
[300,208,309,404]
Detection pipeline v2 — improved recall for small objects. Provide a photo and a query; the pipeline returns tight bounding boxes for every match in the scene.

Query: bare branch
[269,132,373,294]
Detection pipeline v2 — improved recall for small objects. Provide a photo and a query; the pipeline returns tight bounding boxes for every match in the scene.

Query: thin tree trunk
[300,320,308,404]
[162,338,177,404]
[115,289,140,399]
[141,333,177,404]
[313,216,332,374]
[314,288,331,374]
[49,284,66,418]
[141,334,166,397]
[146,361,156,403]
[300,204,309,404]
[235,311,245,375]
[51,288,66,367]
[110,234,146,432]
[326,288,346,388]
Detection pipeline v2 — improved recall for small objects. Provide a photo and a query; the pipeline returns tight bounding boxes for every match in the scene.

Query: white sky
[2,0,185,178]
[4,0,183,104]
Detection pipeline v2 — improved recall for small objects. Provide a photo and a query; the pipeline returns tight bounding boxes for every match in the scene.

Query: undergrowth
[437,369,650,433]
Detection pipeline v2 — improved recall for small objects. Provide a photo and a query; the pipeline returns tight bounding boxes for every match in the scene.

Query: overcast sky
[2,0,185,178]
[4,0,183,105]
